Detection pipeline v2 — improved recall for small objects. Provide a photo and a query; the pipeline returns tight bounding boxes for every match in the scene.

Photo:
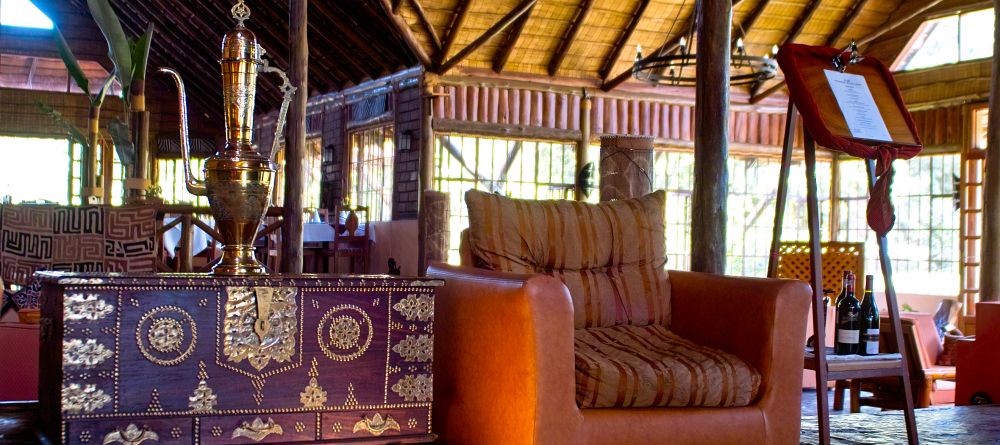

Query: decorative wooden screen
[776,241,865,295]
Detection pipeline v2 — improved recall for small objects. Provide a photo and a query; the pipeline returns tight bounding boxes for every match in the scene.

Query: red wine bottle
[834,271,851,306]
[859,275,880,355]
[835,272,860,355]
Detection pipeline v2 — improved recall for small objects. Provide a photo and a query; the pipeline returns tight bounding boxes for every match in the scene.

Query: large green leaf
[92,74,117,108]
[129,24,154,87]
[109,117,135,167]
[87,0,132,91]
[52,28,90,98]
[35,102,89,149]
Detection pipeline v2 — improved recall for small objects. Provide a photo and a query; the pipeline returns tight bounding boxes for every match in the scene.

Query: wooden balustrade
[154,205,285,273]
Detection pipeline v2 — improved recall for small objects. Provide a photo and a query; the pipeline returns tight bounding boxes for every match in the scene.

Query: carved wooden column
[576,94,593,201]
[281,0,308,273]
[982,0,1000,302]
[691,0,732,274]
[599,135,653,201]
[421,190,450,268]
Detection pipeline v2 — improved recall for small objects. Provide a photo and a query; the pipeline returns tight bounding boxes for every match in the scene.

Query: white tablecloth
[302,223,374,243]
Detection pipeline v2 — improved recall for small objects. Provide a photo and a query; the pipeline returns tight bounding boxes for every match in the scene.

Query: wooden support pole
[982,0,1000,302]
[282,0,308,274]
[690,0,731,274]
[417,80,436,275]
[576,93,592,201]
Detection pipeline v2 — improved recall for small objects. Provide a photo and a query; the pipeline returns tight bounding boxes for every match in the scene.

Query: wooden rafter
[379,0,434,68]
[601,0,748,91]
[490,0,537,73]
[732,0,770,46]
[782,0,823,45]
[825,0,869,47]
[410,0,442,52]
[440,0,472,64]
[548,0,595,76]
[434,0,536,74]
[313,1,397,76]
[598,0,652,80]
[750,0,947,104]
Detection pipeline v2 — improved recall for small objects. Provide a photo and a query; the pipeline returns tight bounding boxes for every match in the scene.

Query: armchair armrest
[669,271,811,441]
[428,263,584,445]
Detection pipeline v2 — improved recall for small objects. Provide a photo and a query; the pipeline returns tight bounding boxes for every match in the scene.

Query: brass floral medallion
[62,383,111,414]
[391,335,433,362]
[223,287,298,371]
[299,377,327,408]
[63,339,113,368]
[188,380,218,412]
[392,294,433,322]
[101,423,159,445]
[148,317,184,353]
[329,316,360,349]
[317,305,372,362]
[390,374,432,402]
[64,293,113,321]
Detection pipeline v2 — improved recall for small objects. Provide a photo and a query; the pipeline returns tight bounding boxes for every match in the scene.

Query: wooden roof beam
[409,0,442,53]
[731,0,770,47]
[598,0,652,80]
[782,0,823,45]
[601,0,748,91]
[489,0,537,73]
[378,0,433,68]
[548,0,595,76]
[435,0,536,74]
[749,0,947,104]
[440,0,471,64]
[313,1,398,76]
[825,0,869,47]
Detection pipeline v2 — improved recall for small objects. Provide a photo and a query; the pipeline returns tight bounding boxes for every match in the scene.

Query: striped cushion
[574,324,762,408]
[465,190,670,328]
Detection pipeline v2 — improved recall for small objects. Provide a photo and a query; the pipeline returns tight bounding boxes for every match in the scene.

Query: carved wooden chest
[37,273,441,445]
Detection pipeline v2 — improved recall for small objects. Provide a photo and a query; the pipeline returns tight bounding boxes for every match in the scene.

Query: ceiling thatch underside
[31,0,419,114]
[392,0,982,99]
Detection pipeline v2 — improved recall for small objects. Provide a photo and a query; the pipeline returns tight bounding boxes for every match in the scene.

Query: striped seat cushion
[575,324,762,408]
[464,190,670,328]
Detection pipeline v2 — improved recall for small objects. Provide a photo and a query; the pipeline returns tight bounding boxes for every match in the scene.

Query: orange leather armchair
[428,263,811,445]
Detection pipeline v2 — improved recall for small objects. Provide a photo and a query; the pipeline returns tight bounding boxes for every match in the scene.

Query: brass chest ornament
[160,0,295,275]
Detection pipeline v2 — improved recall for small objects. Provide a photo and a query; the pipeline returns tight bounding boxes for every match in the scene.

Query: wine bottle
[806,289,833,350]
[859,275,880,356]
[835,272,860,355]
[834,271,851,306]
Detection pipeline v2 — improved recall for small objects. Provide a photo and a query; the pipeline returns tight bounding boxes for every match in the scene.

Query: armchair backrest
[463,189,670,329]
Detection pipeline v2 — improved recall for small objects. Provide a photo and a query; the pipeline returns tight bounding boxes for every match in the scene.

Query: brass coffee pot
[160,1,294,275]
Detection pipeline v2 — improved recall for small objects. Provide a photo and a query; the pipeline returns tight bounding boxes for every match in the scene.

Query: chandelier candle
[859,275,880,356]
[835,272,861,355]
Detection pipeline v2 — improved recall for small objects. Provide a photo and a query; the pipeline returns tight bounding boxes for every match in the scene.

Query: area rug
[801,405,1000,444]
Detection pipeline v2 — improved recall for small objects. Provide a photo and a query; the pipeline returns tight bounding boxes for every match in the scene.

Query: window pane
[0,136,69,203]
[347,126,395,221]
[156,158,209,206]
[960,9,995,61]
[902,16,959,70]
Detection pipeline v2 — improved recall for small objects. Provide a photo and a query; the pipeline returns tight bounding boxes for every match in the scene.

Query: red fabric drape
[777,43,923,236]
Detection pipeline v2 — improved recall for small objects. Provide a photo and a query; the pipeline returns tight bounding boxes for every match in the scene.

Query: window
[649,152,831,275]
[156,158,209,206]
[0,0,53,29]
[270,137,323,210]
[974,108,989,150]
[434,134,578,263]
[0,136,70,203]
[68,144,125,206]
[894,8,994,71]
[836,155,961,295]
[347,126,395,221]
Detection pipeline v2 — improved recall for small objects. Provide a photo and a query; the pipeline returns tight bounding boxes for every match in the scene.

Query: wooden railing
[154,205,284,273]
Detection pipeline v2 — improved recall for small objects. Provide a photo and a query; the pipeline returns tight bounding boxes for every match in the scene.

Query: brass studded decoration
[223,287,298,371]
[64,293,113,321]
[317,305,372,362]
[392,294,434,322]
[300,358,327,408]
[231,417,283,442]
[63,339,113,368]
[391,374,433,402]
[188,380,217,412]
[62,383,111,414]
[101,423,158,445]
[392,335,433,363]
[353,413,401,437]
[135,306,197,366]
